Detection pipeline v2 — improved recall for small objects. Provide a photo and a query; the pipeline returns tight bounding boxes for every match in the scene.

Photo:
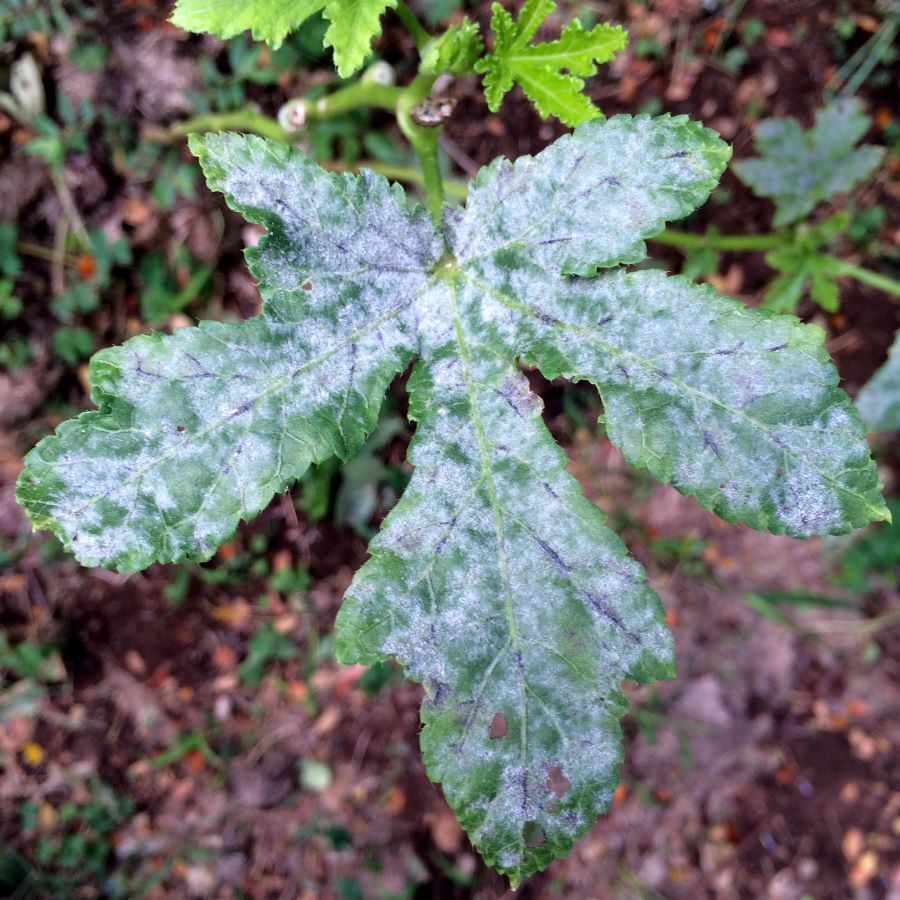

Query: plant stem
[653,229,782,251]
[16,240,79,267]
[48,166,90,247]
[322,159,468,200]
[167,109,291,143]
[394,0,431,51]
[164,81,404,143]
[656,228,900,303]
[161,72,452,219]
[304,80,402,120]
[396,73,444,222]
[828,257,900,300]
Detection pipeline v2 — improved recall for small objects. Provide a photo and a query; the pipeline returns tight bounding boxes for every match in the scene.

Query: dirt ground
[1,0,899,897]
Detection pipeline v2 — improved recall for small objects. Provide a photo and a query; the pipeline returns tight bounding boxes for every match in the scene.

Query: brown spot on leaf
[489,712,507,739]
[546,764,571,798]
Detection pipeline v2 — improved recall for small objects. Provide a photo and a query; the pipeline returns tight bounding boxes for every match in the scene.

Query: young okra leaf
[733,98,883,227]
[857,330,900,432]
[171,0,395,77]
[420,17,484,76]
[17,116,887,882]
[761,214,850,315]
[475,0,627,126]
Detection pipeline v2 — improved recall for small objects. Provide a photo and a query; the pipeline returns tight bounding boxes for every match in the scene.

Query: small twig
[246,720,300,766]
[16,239,79,267]
[712,0,749,57]
[51,216,68,298]
[824,329,860,354]
[350,728,372,772]
[440,133,479,178]
[48,165,90,247]
[280,491,301,535]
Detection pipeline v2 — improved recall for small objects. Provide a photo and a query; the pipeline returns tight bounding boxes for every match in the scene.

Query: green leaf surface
[732,98,883,227]
[857,330,900,432]
[171,0,324,47]
[475,0,627,126]
[323,0,395,77]
[171,0,393,76]
[18,116,887,881]
[420,17,484,76]
[761,214,850,315]
[464,265,886,536]
[446,115,732,276]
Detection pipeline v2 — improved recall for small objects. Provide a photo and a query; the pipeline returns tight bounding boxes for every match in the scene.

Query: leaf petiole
[656,230,900,302]
[394,0,430,51]
[396,73,445,223]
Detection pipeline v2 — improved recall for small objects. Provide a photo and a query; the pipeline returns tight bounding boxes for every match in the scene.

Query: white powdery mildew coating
[41,313,417,569]
[857,330,900,433]
[446,114,730,275]
[460,257,882,537]
[21,133,442,571]
[195,132,442,324]
[339,294,673,875]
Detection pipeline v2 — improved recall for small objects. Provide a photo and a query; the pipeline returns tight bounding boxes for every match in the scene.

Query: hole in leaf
[176,425,185,433]
[489,712,507,739]
[546,764,571,798]
[301,280,313,291]
[523,820,546,847]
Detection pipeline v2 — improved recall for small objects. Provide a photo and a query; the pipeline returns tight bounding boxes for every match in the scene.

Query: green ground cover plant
[15,0,891,885]
[657,97,900,315]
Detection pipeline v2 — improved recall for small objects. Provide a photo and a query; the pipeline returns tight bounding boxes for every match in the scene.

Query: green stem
[323,159,467,200]
[165,80,403,143]
[653,229,782,251]
[656,228,900,303]
[163,72,452,219]
[396,73,444,223]
[828,257,900,300]
[303,80,402,120]
[394,0,431,51]
[168,109,291,143]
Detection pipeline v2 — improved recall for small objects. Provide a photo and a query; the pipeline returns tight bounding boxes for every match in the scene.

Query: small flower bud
[278,99,307,133]
[362,60,396,86]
